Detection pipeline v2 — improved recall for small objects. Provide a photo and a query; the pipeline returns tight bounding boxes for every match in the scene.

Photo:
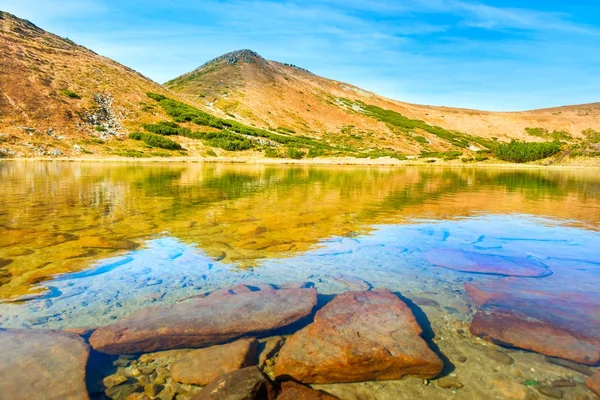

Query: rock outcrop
[467,276,600,365]
[0,328,90,400]
[90,283,317,354]
[171,338,258,386]
[274,289,443,383]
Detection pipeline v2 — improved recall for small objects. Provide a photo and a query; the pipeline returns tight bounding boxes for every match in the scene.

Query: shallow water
[1,162,599,398]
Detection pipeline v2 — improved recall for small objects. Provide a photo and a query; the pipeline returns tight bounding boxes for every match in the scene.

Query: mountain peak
[199,49,265,69]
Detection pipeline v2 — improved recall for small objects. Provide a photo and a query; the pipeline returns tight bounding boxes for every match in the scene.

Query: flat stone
[274,289,444,384]
[171,338,258,386]
[277,381,339,399]
[104,373,128,389]
[467,275,600,365]
[551,379,576,388]
[90,284,317,354]
[424,249,551,277]
[586,372,600,397]
[537,385,563,399]
[190,367,277,400]
[436,377,464,390]
[485,348,515,365]
[0,328,90,400]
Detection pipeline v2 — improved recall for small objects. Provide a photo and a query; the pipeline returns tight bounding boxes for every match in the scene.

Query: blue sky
[3,0,599,111]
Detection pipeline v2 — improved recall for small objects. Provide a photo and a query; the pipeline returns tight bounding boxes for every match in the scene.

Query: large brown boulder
[191,367,277,400]
[467,272,600,365]
[171,338,258,386]
[586,372,600,397]
[90,284,317,354]
[0,328,90,400]
[274,289,443,384]
[424,249,551,277]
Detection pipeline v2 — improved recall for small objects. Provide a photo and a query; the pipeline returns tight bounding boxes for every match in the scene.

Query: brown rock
[171,339,258,386]
[424,249,551,277]
[190,367,277,400]
[259,336,286,367]
[586,372,600,397]
[0,328,90,400]
[278,381,339,399]
[90,284,317,354]
[274,289,444,384]
[492,378,533,400]
[466,275,600,365]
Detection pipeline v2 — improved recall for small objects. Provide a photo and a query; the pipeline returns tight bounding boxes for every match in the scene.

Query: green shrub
[61,89,81,99]
[307,147,324,158]
[205,149,217,157]
[525,127,572,141]
[475,155,489,162]
[264,147,282,158]
[129,132,182,150]
[114,150,150,158]
[582,128,600,143]
[146,92,166,102]
[182,130,254,151]
[414,136,428,144]
[94,125,106,132]
[287,147,305,159]
[420,150,462,160]
[350,100,494,149]
[494,141,561,163]
[461,157,474,163]
[143,122,191,136]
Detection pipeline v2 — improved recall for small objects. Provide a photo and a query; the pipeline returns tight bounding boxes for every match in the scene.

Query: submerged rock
[171,338,258,386]
[278,381,339,399]
[90,283,317,354]
[274,289,443,384]
[467,276,600,365]
[191,366,277,400]
[0,328,90,400]
[586,372,600,396]
[424,249,551,277]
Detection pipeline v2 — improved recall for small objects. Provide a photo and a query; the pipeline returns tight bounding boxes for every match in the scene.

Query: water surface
[0,162,599,398]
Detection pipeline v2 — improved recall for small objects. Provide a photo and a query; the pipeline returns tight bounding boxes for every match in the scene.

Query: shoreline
[1,156,599,169]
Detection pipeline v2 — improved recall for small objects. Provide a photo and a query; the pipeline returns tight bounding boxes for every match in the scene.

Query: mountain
[0,11,191,158]
[1,11,598,162]
[167,49,600,156]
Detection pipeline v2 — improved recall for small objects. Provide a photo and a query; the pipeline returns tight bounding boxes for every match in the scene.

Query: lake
[1,162,599,399]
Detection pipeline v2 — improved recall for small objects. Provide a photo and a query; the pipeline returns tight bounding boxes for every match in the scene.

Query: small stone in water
[485,348,515,365]
[103,373,128,389]
[105,383,142,399]
[551,379,576,388]
[436,377,464,390]
[458,356,467,363]
[537,385,564,399]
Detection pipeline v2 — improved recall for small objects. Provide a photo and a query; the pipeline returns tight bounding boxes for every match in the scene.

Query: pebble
[105,383,142,400]
[436,377,464,390]
[103,374,128,389]
[458,356,467,363]
[486,348,515,365]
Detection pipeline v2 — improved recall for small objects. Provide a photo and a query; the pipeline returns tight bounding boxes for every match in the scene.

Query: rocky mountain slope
[167,49,600,157]
[0,11,191,158]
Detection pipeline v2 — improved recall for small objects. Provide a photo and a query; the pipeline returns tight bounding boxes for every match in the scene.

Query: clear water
[1,162,599,399]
